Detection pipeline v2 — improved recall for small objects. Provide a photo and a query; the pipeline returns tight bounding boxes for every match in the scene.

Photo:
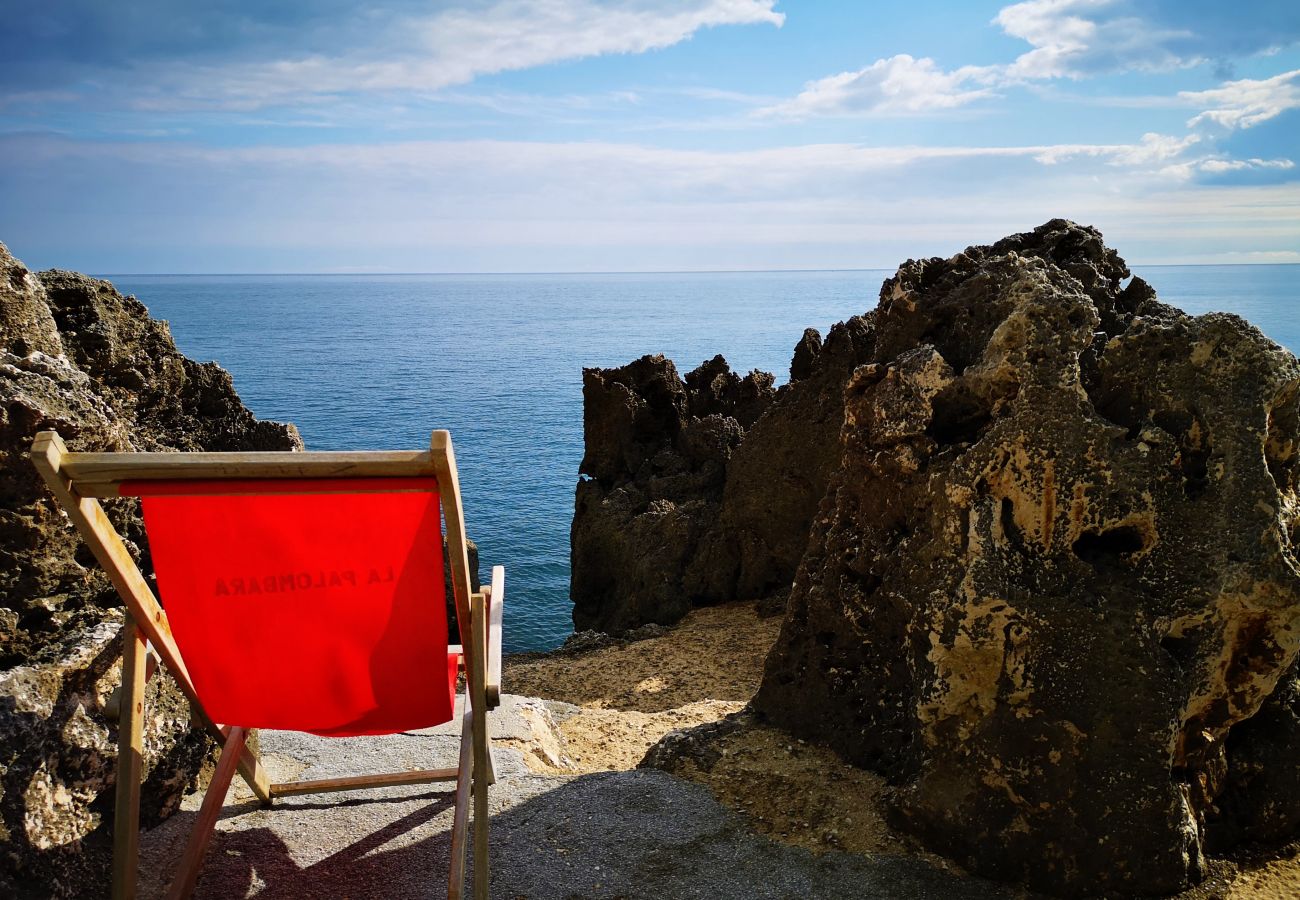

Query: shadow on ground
[139,768,1016,900]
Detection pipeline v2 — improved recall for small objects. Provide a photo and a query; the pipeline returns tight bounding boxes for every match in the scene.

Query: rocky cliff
[0,242,302,896]
[754,221,1300,895]
[571,355,776,632]
[570,322,875,632]
[574,220,1300,896]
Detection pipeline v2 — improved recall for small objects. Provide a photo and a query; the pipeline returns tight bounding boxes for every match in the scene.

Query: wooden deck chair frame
[30,429,503,900]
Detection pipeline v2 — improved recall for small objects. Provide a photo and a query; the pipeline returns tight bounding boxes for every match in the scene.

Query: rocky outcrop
[570,355,776,633]
[0,242,302,896]
[710,317,874,610]
[570,319,876,632]
[756,221,1300,896]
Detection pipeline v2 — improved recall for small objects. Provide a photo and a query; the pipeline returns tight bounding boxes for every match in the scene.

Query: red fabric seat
[131,478,455,736]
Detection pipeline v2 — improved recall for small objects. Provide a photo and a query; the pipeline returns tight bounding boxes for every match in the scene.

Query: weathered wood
[111,617,146,900]
[448,704,474,900]
[486,566,504,709]
[269,768,459,798]
[165,727,248,900]
[30,431,273,804]
[60,449,437,496]
[470,590,491,900]
[431,431,477,695]
[105,635,158,721]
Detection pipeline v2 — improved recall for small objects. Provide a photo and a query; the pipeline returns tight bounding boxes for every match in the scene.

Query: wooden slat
[165,727,248,900]
[448,703,474,900]
[269,768,459,798]
[105,635,158,720]
[30,432,273,805]
[111,617,146,900]
[470,590,491,900]
[431,431,477,694]
[61,449,437,496]
[485,566,504,709]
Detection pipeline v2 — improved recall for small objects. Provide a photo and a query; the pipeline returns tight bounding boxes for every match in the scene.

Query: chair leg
[448,700,474,900]
[112,618,147,900]
[470,592,491,900]
[165,726,248,900]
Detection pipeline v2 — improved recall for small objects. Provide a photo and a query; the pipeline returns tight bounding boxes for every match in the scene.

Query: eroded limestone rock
[756,221,1300,896]
[570,354,775,633]
[569,311,877,632]
[0,241,301,896]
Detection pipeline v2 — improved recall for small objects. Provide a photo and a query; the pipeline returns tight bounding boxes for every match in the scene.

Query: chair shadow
[144,769,1020,900]
[146,790,457,899]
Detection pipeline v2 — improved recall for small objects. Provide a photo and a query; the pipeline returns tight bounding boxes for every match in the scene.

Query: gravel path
[136,696,1016,899]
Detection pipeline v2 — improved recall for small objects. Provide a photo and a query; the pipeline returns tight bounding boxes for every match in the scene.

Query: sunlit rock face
[0,241,301,896]
[757,220,1300,896]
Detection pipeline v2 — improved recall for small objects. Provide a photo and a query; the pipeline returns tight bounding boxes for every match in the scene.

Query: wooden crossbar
[270,769,460,798]
[59,449,438,497]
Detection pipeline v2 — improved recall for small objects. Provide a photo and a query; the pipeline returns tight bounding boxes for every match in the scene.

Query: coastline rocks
[0,241,301,896]
[570,319,876,633]
[570,355,775,633]
[712,315,875,609]
[756,221,1300,895]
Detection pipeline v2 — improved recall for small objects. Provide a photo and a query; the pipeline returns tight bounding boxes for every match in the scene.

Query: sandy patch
[504,602,780,712]
[1222,847,1300,899]
[654,716,905,857]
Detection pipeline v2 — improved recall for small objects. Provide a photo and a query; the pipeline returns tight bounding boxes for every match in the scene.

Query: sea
[104,265,1299,653]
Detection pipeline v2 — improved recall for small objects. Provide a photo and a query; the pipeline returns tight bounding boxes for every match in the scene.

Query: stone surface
[570,321,876,632]
[712,315,874,609]
[0,241,301,896]
[134,696,1017,900]
[570,354,775,633]
[756,220,1300,896]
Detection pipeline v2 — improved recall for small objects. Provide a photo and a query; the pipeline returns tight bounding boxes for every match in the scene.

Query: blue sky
[1,1,1298,272]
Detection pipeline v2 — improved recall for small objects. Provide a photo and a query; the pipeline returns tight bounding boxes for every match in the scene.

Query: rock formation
[755,221,1300,895]
[0,242,301,896]
[570,318,876,632]
[571,355,775,633]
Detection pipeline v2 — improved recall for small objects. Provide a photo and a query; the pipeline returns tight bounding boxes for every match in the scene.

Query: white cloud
[8,132,1223,193]
[6,133,1298,270]
[757,54,998,118]
[1182,69,1300,130]
[1197,157,1294,173]
[134,0,785,110]
[995,0,1299,79]
[996,0,1189,79]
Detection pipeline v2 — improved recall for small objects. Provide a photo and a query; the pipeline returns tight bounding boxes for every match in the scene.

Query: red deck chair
[31,429,504,900]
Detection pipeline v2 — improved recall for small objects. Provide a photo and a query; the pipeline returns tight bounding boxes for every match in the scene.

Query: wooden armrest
[485,566,504,708]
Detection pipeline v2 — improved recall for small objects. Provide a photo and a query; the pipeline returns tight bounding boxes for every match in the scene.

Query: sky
[1,0,1298,273]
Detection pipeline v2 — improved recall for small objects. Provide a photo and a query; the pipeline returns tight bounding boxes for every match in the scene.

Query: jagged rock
[756,220,1300,896]
[789,328,822,382]
[570,354,775,633]
[571,314,877,633]
[0,242,301,897]
[712,316,875,605]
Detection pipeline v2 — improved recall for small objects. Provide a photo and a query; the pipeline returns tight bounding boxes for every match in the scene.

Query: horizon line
[90,261,1300,277]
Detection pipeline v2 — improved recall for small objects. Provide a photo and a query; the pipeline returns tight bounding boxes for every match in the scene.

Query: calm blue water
[105,265,1298,652]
